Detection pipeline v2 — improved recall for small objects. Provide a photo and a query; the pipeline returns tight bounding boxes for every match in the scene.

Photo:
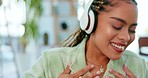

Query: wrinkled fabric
[24,38,148,78]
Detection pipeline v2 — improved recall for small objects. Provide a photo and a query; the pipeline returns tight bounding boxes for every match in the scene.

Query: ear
[80,0,95,34]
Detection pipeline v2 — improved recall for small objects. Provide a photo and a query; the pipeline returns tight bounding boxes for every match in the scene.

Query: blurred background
[0,0,147,78]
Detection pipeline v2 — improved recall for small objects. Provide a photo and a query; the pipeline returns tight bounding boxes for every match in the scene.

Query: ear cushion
[80,0,95,34]
[85,10,95,34]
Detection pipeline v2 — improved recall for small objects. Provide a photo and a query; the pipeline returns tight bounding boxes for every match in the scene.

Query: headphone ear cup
[80,0,94,34]
[80,10,89,30]
[85,10,95,34]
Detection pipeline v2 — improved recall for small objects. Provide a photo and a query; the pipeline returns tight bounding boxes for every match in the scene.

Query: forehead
[100,2,138,23]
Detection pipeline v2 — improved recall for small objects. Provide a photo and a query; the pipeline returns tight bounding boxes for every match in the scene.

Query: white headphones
[80,0,95,34]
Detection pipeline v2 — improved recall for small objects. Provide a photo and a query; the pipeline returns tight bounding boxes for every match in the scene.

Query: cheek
[128,34,135,44]
[105,26,117,39]
[96,26,113,41]
[94,22,115,43]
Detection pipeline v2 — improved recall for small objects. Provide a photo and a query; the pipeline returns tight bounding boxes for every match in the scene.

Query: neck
[85,37,110,66]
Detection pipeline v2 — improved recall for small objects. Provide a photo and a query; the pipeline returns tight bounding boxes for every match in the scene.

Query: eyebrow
[110,17,138,26]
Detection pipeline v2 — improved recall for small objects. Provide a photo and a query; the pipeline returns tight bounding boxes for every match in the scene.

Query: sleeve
[140,59,148,78]
[146,62,148,78]
[23,52,50,78]
[123,51,148,78]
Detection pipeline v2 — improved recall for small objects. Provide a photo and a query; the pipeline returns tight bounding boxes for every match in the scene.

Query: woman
[24,0,148,78]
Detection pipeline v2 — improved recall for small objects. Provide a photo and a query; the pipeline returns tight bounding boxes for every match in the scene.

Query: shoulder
[38,47,79,70]
[24,47,77,78]
[123,50,141,59]
[41,38,86,59]
[122,50,146,69]
[42,46,78,59]
[122,50,147,77]
[122,50,146,68]
[122,50,145,63]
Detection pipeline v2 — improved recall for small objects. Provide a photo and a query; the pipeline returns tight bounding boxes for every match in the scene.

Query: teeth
[111,43,125,51]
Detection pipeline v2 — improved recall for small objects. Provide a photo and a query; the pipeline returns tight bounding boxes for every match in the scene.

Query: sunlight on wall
[0,0,26,37]
[136,0,148,36]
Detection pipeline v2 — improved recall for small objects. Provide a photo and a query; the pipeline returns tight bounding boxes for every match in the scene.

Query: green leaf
[22,0,43,43]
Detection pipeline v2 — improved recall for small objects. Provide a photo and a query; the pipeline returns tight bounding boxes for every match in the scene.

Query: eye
[112,25,122,30]
[129,29,136,33]
[129,26,136,33]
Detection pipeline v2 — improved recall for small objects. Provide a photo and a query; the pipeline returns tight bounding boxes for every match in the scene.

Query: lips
[111,42,126,52]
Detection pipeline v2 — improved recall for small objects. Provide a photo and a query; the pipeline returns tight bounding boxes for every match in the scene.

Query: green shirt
[24,38,148,78]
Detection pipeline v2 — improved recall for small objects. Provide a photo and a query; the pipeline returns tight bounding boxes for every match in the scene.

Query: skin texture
[87,1,138,61]
[59,1,138,78]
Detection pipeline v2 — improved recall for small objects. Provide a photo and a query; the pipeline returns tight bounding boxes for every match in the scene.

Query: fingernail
[96,70,101,75]
[91,65,94,68]
[67,61,72,66]
[106,76,110,78]
[109,69,112,72]
[124,64,127,67]
[95,76,99,78]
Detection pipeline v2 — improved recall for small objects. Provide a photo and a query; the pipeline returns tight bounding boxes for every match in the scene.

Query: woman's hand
[58,64,100,78]
[107,64,136,78]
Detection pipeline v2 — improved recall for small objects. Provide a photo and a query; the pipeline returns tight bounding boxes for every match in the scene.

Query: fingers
[72,65,94,77]
[123,64,136,78]
[62,65,71,74]
[83,72,96,78]
[83,71,100,78]
[60,64,101,78]
[109,69,125,78]
[58,65,71,78]
[106,76,112,78]
[108,64,136,78]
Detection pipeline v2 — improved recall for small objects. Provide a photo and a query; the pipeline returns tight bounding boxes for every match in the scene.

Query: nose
[117,30,130,42]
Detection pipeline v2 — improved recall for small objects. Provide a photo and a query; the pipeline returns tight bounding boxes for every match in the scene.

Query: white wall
[126,0,148,54]
[126,0,148,62]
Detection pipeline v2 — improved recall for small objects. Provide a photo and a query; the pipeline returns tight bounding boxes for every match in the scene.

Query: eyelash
[129,30,136,33]
[113,26,122,30]
[129,26,136,33]
[113,26,136,33]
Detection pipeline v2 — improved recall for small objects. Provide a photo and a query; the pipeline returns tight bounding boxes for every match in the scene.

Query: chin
[110,55,122,60]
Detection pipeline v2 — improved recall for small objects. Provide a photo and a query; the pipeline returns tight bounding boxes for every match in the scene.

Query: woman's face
[91,2,138,60]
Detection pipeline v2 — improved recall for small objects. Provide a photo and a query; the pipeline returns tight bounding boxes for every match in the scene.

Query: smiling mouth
[111,42,125,52]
